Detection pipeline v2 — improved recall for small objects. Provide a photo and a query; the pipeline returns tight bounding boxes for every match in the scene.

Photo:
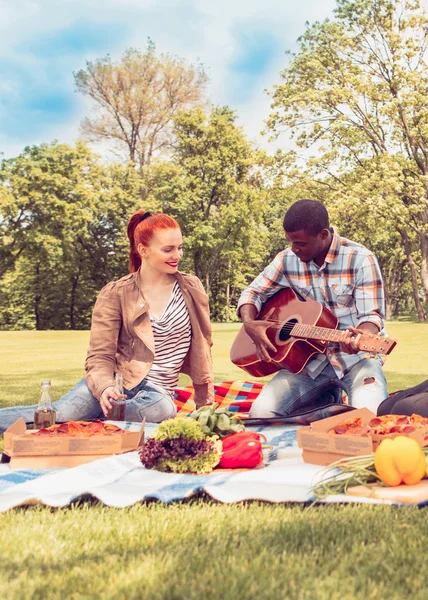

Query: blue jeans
[248,358,388,418]
[0,378,177,434]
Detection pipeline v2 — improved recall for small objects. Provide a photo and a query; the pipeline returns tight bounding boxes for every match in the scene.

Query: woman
[0,210,213,433]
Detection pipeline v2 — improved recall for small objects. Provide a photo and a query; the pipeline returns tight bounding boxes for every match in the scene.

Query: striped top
[237,230,385,380]
[145,281,192,393]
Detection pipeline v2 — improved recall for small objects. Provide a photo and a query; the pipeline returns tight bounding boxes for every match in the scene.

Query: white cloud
[2,0,426,159]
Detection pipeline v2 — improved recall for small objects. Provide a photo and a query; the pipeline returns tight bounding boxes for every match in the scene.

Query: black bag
[244,402,355,427]
[245,385,355,426]
[377,379,428,417]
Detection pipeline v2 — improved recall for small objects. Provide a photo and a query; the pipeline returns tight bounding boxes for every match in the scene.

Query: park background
[3,0,428,328]
[1,1,428,599]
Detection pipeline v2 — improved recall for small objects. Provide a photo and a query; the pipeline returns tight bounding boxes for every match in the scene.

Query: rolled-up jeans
[0,378,177,434]
[248,357,388,418]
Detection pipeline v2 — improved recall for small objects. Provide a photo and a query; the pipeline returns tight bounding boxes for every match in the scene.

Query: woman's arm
[85,282,122,400]
[193,381,214,408]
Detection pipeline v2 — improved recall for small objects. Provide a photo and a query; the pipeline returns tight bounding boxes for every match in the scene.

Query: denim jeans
[248,357,388,418]
[0,378,177,434]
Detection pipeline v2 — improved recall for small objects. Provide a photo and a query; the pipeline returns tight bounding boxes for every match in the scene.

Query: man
[237,199,388,417]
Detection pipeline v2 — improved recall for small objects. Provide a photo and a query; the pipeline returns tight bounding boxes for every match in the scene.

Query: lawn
[0,324,427,600]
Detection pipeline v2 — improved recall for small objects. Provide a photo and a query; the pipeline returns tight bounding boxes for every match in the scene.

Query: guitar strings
[263,319,341,334]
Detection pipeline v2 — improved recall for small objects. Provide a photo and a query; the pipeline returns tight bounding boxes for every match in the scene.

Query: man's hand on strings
[244,319,277,362]
[339,326,362,354]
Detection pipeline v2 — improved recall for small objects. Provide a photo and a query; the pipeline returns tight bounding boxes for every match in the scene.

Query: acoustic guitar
[230,287,397,377]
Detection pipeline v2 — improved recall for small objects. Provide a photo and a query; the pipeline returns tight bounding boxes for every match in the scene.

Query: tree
[74,42,208,171]
[262,150,419,319]
[0,142,143,329]
[267,0,428,319]
[143,107,270,320]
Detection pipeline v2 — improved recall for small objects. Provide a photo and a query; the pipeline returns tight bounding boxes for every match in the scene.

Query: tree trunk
[34,263,42,330]
[225,260,231,308]
[193,250,204,282]
[70,274,80,330]
[420,234,428,320]
[383,275,392,320]
[400,230,425,321]
[385,298,392,321]
[383,256,406,320]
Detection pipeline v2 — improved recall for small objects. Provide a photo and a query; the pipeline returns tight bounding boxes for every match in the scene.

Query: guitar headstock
[357,334,397,356]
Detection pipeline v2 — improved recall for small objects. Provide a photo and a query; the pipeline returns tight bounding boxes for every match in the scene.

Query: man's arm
[239,304,277,362]
[340,253,385,354]
[354,253,385,330]
[237,252,290,362]
[237,251,289,316]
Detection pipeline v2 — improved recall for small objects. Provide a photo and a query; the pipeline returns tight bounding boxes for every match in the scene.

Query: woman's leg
[125,380,177,423]
[0,378,103,433]
[0,401,41,434]
[53,378,104,422]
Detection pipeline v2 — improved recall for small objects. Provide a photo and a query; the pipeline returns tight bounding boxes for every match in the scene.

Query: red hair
[127,210,180,273]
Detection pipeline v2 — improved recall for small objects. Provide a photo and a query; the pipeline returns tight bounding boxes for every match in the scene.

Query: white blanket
[0,425,406,511]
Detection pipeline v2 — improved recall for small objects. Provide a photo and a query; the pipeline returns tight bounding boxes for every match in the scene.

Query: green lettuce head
[139,418,222,474]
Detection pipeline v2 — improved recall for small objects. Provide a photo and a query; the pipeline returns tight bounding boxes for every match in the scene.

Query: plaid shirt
[237,230,385,379]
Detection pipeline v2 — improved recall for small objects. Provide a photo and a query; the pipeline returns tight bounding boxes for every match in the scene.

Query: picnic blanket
[173,380,264,417]
[0,382,427,510]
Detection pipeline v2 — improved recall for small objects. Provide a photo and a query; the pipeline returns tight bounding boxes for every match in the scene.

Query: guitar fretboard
[290,323,345,342]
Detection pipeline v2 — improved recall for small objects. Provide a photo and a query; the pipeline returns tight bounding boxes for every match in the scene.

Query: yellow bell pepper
[374,436,426,487]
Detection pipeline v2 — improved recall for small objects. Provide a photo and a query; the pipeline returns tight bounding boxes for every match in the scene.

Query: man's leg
[248,364,341,418]
[342,357,388,413]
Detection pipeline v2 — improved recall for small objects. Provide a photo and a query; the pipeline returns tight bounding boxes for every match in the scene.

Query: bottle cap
[41,379,51,386]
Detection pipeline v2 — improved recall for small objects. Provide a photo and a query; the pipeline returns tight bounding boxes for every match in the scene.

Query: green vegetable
[190,403,245,438]
[154,446,223,475]
[153,417,206,441]
[312,455,381,499]
[312,447,428,500]
[139,417,223,474]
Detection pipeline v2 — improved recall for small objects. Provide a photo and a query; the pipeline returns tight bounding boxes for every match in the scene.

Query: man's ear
[319,229,330,240]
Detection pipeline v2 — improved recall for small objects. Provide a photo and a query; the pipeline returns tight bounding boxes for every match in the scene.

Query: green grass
[1,502,427,600]
[0,324,427,600]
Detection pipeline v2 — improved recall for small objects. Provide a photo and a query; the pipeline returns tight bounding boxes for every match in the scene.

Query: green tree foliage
[74,41,208,171]
[267,0,428,320]
[143,107,271,320]
[0,108,272,328]
[0,142,142,329]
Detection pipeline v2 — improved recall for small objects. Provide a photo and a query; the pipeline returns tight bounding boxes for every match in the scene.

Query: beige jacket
[85,270,214,406]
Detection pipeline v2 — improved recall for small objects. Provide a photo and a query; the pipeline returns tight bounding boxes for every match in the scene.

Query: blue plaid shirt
[237,231,385,379]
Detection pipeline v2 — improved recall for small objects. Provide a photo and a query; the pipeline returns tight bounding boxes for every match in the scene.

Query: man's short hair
[283,200,329,236]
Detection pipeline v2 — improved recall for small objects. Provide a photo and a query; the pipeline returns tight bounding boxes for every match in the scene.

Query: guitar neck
[290,323,347,343]
[290,322,397,355]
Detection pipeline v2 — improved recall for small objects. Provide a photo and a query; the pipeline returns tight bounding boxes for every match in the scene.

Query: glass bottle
[107,373,126,421]
[34,379,57,429]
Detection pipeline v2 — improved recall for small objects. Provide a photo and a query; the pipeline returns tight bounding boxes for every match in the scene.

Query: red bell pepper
[219,431,265,469]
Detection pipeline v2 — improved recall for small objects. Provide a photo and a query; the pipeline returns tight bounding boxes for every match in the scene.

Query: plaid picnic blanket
[173,381,264,417]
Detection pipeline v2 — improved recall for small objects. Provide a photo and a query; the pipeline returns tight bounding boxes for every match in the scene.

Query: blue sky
[0,0,349,159]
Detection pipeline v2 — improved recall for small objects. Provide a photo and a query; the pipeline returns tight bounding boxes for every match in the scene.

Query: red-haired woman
[0,211,213,432]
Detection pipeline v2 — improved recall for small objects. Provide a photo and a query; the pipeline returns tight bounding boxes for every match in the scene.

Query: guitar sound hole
[279,319,298,341]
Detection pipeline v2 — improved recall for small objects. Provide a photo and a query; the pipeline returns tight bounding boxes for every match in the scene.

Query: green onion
[311,447,428,499]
